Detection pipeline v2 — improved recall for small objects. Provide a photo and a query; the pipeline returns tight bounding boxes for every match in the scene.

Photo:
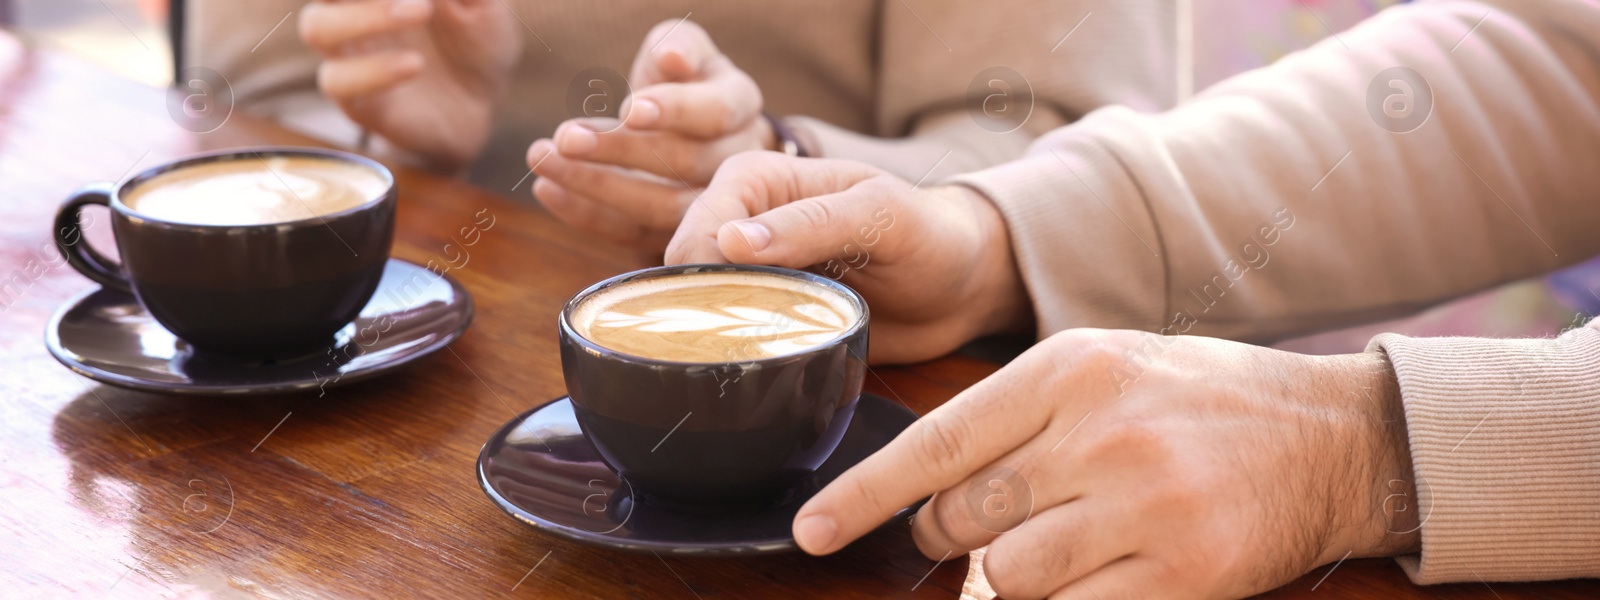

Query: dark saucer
[45,258,472,395]
[477,393,920,556]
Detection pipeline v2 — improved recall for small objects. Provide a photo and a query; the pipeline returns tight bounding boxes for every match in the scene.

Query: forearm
[953,0,1600,341]
[787,110,1053,184]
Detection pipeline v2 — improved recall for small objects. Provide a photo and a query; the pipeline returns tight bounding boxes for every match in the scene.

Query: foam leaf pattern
[593,305,845,341]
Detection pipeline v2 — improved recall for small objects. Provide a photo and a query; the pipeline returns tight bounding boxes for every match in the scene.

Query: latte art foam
[124,156,387,226]
[571,272,859,362]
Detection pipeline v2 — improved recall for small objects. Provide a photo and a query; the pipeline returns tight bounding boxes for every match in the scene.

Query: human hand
[526,18,774,252]
[300,0,521,169]
[661,152,1031,364]
[792,330,1421,599]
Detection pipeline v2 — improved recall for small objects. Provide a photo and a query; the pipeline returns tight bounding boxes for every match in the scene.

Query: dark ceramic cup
[559,264,869,508]
[52,147,395,358]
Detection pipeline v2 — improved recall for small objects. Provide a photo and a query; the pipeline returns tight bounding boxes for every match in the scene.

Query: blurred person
[185,0,1175,251]
[665,0,1600,598]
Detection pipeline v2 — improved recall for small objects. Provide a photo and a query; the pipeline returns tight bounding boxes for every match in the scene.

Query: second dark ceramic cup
[559,264,869,507]
[51,147,395,358]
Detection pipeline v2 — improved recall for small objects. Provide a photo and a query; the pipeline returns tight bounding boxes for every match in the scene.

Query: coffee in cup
[53,147,395,358]
[569,270,858,363]
[122,155,386,226]
[559,265,869,507]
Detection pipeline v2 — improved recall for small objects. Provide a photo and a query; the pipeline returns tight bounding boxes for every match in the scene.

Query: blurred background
[3,0,171,86]
[4,0,1596,353]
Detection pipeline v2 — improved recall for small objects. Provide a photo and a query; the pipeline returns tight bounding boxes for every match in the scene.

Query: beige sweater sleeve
[1368,318,1600,583]
[792,0,1174,183]
[949,0,1600,585]
[948,0,1600,342]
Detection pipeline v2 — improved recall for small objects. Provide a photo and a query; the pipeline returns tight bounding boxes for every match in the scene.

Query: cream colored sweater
[951,0,1600,585]
[186,0,1174,190]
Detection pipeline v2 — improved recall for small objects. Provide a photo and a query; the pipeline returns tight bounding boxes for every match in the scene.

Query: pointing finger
[791,351,1060,555]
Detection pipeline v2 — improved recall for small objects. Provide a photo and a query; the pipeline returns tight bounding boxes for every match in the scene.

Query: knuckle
[701,100,735,133]
[982,543,1038,599]
[842,473,891,517]
[789,199,838,233]
[910,416,970,480]
[1084,417,1164,464]
[660,147,697,180]
[926,492,973,545]
[561,161,605,191]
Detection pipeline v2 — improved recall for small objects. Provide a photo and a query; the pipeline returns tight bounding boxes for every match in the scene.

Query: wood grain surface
[0,31,1594,599]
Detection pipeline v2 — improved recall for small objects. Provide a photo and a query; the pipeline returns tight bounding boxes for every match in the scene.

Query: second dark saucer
[477,393,920,556]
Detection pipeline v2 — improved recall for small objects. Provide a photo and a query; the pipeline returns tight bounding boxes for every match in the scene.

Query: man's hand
[300,0,521,170]
[792,330,1421,599]
[527,19,774,252]
[662,153,1032,364]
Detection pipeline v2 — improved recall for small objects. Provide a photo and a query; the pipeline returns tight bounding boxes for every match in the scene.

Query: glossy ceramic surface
[44,258,472,395]
[52,147,397,357]
[559,264,869,505]
[478,392,918,556]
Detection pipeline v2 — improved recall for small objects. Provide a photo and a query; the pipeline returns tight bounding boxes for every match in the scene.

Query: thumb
[664,153,882,266]
[716,187,888,270]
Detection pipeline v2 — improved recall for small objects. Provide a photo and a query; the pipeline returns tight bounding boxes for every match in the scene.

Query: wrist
[1320,352,1420,563]
[943,184,1032,339]
[762,114,816,157]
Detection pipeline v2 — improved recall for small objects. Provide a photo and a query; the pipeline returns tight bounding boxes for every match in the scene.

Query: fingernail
[556,125,597,156]
[627,98,661,128]
[527,140,553,169]
[391,0,429,20]
[731,221,771,253]
[794,514,836,554]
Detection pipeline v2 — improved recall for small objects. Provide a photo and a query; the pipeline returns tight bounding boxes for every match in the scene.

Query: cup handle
[54,183,131,293]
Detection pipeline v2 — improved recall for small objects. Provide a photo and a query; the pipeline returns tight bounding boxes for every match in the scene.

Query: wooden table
[1,32,1594,599]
